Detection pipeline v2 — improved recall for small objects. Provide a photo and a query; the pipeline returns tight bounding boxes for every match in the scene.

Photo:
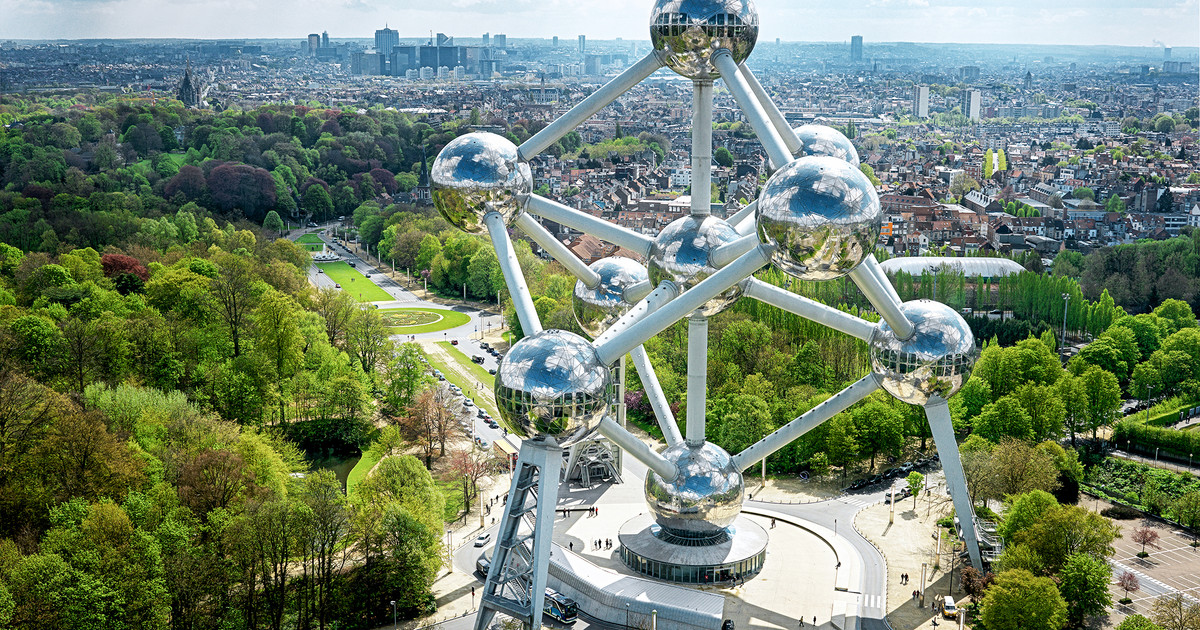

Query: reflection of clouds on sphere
[431,133,531,234]
[494,330,611,447]
[650,0,759,80]
[645,442,745,537]
[792,125,860,166]
[756,156,882,282]
[869,300,977,406]
[573,257,649,340]
[649,215,743,316]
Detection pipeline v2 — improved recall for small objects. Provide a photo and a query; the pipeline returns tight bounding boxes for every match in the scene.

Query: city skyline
[2,0,1197,48]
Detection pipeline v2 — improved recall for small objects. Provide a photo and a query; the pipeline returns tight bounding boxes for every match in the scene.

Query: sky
[1,0,1198,48]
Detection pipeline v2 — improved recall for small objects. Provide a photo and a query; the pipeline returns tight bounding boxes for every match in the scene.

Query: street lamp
[390,600,397,630]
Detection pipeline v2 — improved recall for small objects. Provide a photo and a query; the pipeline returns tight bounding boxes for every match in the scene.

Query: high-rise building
[960,89,981,121]
[375,26,399,56]
[307,34,320,56]
[436,33,452,47]
[912,85,929,119]
[959,65,980,82]
[1164,47,1172,61]
[850,35,862,62]
[495,34,507,49]
[483,33,490,47]
[579,35,586,54]
[553,36,559,48]
[321,31,329,48]
[1024,71,1033,90]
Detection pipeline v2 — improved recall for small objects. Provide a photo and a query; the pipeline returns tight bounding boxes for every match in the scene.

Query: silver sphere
[494,330,611,447]
[645,442,744,538]
[648,215,742,316]
[792,124,861,167]
[650,0,759,80]
[869,300,978,406]
[573,257,649,340]
[756,156,882,282]
[431,132,532,234]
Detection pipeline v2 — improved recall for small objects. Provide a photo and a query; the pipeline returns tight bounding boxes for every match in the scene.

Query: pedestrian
[771,518,776,529]
[799,618,804,627]
[813,617,816,626]
[569,542,573,551]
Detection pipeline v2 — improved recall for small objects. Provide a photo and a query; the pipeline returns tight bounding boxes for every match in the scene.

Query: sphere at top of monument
[650,0,759,80]
[493,329,611,447]
[573,257,650,340]
[755,155,882,282]
[645,442,745,538]
[431,132,532,235]
[869,300,978,406]
[648,215,742,316]
[792,124,861,167]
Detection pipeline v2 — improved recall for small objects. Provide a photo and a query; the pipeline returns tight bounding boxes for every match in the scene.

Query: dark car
[347,261,356,268]
[472,356,485,364]
[867,475,884,485]
[883,468,901,479]
[488,368,497,375]
[451,340,459,345]
[481,343,491,350]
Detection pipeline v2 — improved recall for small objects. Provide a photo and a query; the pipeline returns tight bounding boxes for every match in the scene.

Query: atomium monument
[431,2,983,628]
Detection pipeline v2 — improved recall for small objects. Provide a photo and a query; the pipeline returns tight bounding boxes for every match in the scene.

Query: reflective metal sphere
[573,257,649,340]
[648,215,743,316]
[869,300,978,406]
[756,156,882,282]
[494,330,612,447]
[431,133,532,234]
[792,124,861,167]
[650,0,759,80]
[644,442,744,537]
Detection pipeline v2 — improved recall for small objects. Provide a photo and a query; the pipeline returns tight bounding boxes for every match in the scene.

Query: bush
[1114,419,1200,458]
[937,515,955,528]
[1136,551,1149,558]
[1101,504,1142,520]
[1119,597,1133,605]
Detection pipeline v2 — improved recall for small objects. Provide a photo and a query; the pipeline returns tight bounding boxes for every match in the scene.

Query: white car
[474,532,491,547]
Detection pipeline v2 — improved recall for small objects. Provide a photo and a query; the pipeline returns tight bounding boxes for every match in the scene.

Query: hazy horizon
[2,0,1197,49]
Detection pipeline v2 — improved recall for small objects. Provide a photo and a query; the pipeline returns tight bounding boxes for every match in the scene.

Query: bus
[543,589,577,624]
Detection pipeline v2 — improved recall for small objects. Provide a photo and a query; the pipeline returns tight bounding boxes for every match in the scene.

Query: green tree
[714,147,735,167]
[1073,187,1095,201]
[1115,615,1165,630]
[1017,505,1120,573]
[209,253,257,357]
[263,210,285,236]
[303,185,334,222]
[984,149,995,179]
[1150,593,1200,630]
[998,490,1059,543]
[974,396,1034,442]
[851,399,904,468]
[1080,367,1121,439]
[415,234,442,273]
[906,471,924,510]
[980,569,1068,630]
[1059,552,1112,626]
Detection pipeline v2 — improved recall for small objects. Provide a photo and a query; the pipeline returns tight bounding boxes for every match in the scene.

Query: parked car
[472,356,485,364]
[464,399,474,407]
[481,343,491,350]
[451,340,459,345]
[347,261,355,268]
[334,283,341,289]
[489,368,497,375]
[474,533,491,547]
[486,420,499,429]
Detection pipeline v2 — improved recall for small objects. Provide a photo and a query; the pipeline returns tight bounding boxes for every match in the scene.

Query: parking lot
[1102,500,1200,616]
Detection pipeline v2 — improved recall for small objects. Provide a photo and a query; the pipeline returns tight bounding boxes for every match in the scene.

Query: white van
[941,596,958,619]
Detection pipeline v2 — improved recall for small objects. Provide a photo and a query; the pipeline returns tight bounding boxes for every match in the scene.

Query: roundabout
[379,308,472,334]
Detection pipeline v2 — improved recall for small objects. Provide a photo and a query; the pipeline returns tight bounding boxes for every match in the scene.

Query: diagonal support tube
[849,255,915,340]
[926,397,984,569]
[732,374,880,471]
[739,63,803,155]
[692,81,714,217]
[515,213,601,288]
[592,282,678,351]
[596,416,677,480]
[727,200,758,234]
[743,278,876,342]
[595,245,773,365]
[519,52,665,161]
[712,51,793,171]
[525,194,654,258]
[710,233,760,269]
[487,212,543,336]
[629,345,683,448]
[870,256,904,306]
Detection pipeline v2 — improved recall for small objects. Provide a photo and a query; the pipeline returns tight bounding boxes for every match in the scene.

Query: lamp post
[390,600,397,630]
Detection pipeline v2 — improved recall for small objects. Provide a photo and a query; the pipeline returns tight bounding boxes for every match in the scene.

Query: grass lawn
[438,480,466,524]
[438,342,496,389]
[380,308,471,334]
[419,348,500,422]
[297,233,326,252]
[297,233,324,244]
[346,448,382,496]
[316,262,393,302]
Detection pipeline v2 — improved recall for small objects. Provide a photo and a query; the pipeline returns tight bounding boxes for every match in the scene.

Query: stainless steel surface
[516,213,601,289]
[686,315,709,446]
[756,155,882,281]
[926,398,984,569]
[526,195,654,258]
[432,133,532,234]
[596,245,772,365]
[851,255,914,339]
[869,300,977,406]
[648,215,743,317]
[592,282,679,360]
[494,330,611,446]
[645,442,745,536]
[650,0,759,80]
[519,52,666,161]
[691,81,714,216]
[572,257,650,340]
[731,374,879,472]
[792,124,861,166]
[711,51,792,170]
[740,63,803,155]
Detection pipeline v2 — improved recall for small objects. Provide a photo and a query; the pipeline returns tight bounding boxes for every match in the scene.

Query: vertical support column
[686,314,709,447]
[924,397,983,568]
[691,81,713,217]
[475,440,563,630]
